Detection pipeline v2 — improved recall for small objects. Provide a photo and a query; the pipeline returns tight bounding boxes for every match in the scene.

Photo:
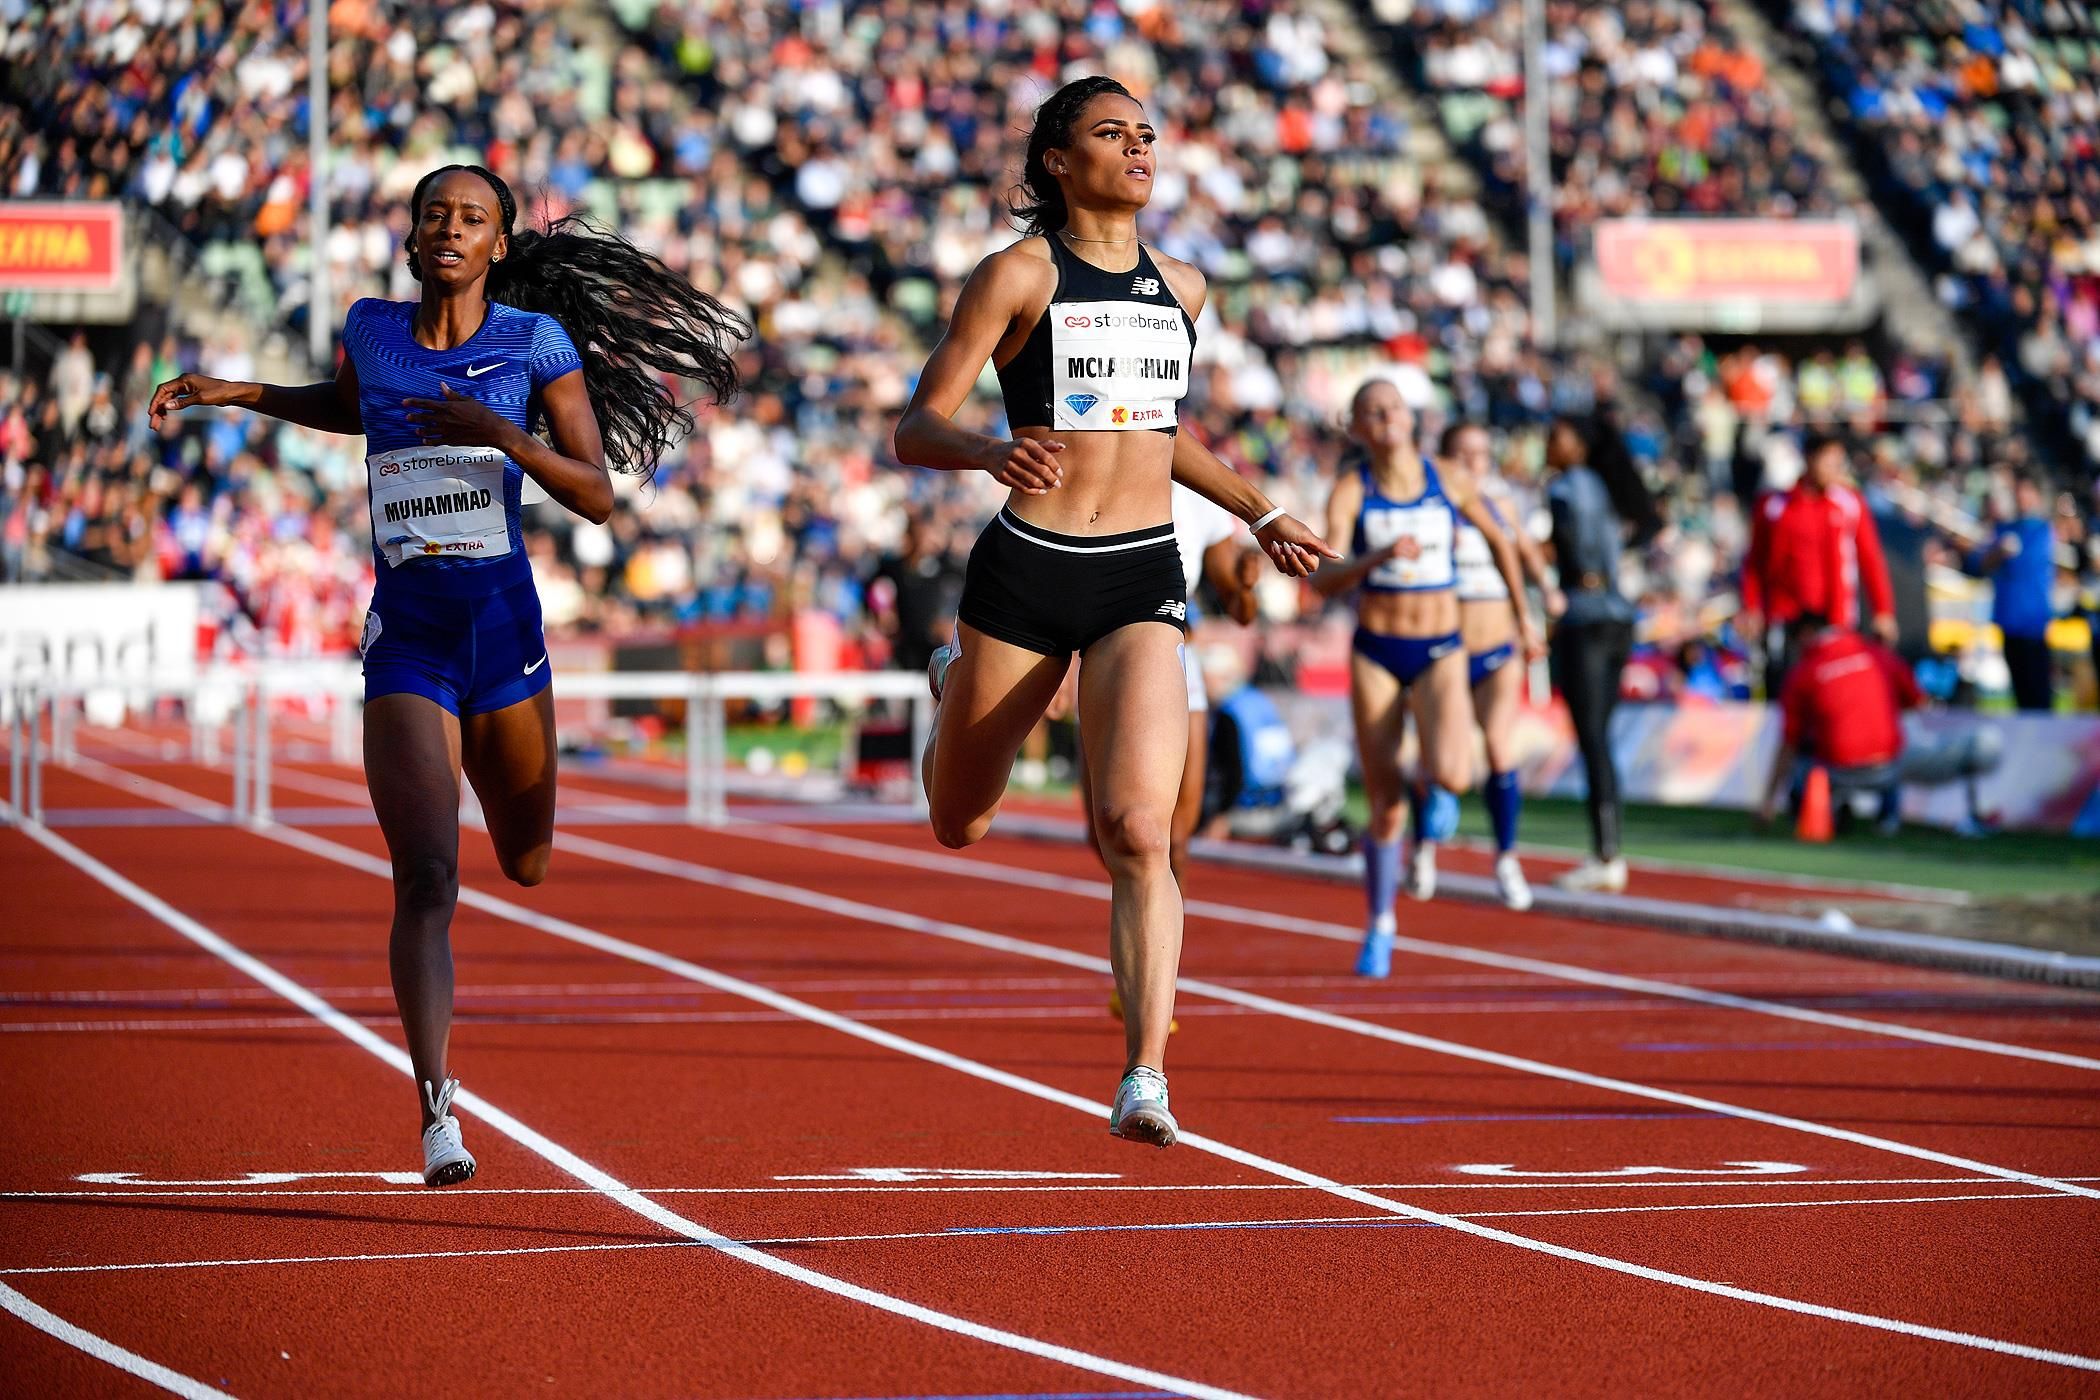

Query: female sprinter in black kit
[893,77,1334,1146]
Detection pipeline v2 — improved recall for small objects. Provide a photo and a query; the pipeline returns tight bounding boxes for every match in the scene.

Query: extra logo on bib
[1050,300,1190,431]
[367,446,511,568]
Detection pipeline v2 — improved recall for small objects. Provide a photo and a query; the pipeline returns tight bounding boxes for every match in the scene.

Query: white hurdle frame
[3,664,933,831]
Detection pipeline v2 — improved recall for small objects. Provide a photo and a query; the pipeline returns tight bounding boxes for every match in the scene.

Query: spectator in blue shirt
[1978,474,2058,711]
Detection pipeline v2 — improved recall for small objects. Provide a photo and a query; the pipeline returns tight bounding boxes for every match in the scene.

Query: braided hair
[406,164,749,478]
[1008,77,1138,238]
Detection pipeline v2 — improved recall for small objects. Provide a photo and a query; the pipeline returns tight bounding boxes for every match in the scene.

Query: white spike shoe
[421,1077,477,1187]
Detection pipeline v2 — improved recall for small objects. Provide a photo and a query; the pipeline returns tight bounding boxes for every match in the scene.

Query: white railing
[3,665,932,830]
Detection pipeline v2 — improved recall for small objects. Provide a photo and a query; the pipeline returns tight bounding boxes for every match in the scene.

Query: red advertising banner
[1594,219,1858,305]
[0,202,125,292]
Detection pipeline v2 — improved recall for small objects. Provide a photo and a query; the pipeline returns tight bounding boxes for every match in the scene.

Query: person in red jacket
[1760,613,1999,835]
[1760,613,1917,831]
[1740,434,1897,692]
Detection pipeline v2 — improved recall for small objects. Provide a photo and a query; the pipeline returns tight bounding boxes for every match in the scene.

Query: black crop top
[995,237,1197,436]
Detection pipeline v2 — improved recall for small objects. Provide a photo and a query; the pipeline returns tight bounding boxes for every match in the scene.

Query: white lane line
[50,758,2100,1370]
[733,824,2100,1072]
[0,1282,224,1399]
[17,823,1253,1400]
[552,830,2100,1204]
[125,817,2100,1372]
[0,997,1700,1034]
[15,1176,2099,1202]
[6,969,2067,1000]
[4,1190,2074,1280]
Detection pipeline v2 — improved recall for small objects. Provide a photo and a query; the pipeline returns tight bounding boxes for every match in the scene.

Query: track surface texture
[2,743,2096,1398]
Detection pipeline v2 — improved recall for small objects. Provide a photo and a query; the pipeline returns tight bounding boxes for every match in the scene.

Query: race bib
[1453,521,1506,600]
[1049,300,1191,431]
[368,446,511,567]
[1362,503,1454,591]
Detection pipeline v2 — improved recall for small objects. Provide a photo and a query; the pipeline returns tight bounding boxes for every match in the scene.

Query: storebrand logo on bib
[376,451,481,477]
[1064,393,1099,416]
[1132,277,1161,295]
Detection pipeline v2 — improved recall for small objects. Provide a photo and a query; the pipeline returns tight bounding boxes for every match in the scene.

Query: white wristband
[1249,506,1285,534]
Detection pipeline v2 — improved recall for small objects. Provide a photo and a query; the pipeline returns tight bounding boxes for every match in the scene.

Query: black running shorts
[957,509,1188,656]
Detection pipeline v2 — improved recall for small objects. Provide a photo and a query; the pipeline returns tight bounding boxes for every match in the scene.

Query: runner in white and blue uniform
[149,163,748,1185]
[1444,420,1555,910]
[1311,381,1535,977]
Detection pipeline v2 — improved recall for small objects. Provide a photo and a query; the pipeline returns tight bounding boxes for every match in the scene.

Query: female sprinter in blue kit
[1310,381,1536,977]
[150,165,747,1184]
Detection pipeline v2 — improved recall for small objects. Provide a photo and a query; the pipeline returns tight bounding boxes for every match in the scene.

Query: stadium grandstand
[4,5,2100,1395]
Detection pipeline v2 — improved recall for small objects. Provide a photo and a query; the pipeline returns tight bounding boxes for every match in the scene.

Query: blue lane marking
[945,1218,1434,1239]
[1333,1111,1728,1125]
[1623,1040,1925,1053]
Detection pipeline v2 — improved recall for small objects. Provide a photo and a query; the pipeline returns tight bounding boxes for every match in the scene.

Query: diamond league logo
[1064,393,1099,416]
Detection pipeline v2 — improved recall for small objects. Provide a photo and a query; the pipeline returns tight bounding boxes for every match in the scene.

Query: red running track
[2,751,2097,1397]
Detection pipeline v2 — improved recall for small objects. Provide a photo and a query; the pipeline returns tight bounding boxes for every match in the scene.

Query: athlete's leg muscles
[365,693,465,1127]
[462,685,558,887]
[923,621,1071,849]
[1080,693,1202,887]
[1168,708,1206,887]
[1350,650,1408,922]
[1350,651,1408,843]
[1408,648,1476,798]
[1078,621,1188,1073]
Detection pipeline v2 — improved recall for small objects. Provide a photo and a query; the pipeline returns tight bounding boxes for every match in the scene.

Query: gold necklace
[1058,229,1138,245]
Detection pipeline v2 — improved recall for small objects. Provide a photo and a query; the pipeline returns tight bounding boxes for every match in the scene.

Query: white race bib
[368,446,511,567]
[1362,503,1455,591]
[1050,300,1191,431]
[1454,520,1507,601]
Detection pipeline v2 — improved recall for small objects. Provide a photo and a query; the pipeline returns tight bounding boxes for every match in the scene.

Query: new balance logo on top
[1131,277,1161,296]
[1155,600,1187,621]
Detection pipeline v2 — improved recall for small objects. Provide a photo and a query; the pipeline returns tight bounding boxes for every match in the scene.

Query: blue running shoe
[1423,786,1461,844]
[1355,916,1395,978]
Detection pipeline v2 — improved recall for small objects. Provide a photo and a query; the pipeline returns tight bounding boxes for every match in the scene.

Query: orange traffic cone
[1796,764,1835,843]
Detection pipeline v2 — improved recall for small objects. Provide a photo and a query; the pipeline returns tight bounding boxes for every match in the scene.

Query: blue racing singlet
[345,297,583,597]
[1352,457,1457,594]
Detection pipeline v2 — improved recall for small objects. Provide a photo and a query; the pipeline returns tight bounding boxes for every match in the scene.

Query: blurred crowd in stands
[3,0,2100,706]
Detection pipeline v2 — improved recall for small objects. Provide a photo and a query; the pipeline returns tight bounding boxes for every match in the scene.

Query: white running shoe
[1494,853,1533,911]
[1108,1067,1178,1147]
[421,1077,477,1187]
[1556,857,1628,893]
[1406,841,1438,901]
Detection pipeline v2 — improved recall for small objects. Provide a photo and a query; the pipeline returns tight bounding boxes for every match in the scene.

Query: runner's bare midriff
[1460,596,1516,653]
[1358,587,1460,638]
[1003,425,1175,536]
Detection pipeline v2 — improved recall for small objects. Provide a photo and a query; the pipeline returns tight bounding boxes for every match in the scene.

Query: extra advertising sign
[0,202,125,293]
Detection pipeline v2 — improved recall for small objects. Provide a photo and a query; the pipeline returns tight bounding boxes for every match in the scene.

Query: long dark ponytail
[1008,76,1137,239]
[407,164,750,478]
